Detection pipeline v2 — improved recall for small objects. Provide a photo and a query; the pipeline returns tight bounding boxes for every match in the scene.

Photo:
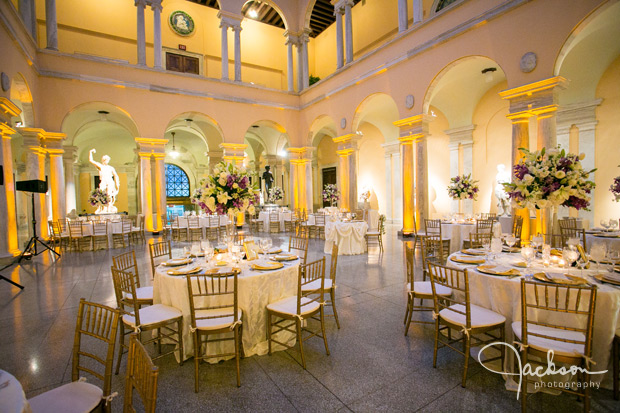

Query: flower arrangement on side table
[610,167,620,202]
[191,161,258,216]
[323,184,339,207]
[268,186,284,203]
[88,188,110,210]
[447,174,479,201]
[502,147,596,211]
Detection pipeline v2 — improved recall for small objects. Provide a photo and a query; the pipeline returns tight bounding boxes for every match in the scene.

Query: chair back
[298,258,326,315]
[188,216,200,229]
[113,250,140,283]
[149,241,171,277]
[480,212,497,220]
[58,219,68,233]
[330,243,339,283]
[424,219,442,237]
[315,214,326,226]
[269,212,279,222]
[520,279,596,358]
[186,271,239,331]
[512,216,524,246]
[559,218,586,249]
[124,334,159,413]
[68,221,84,237]
[72,299,120,399]
[209,215,220,228]
[289,234,309,265]
[93,221,108,236]
[475,218,495,234]
[111,267,142,325]
[468,232,492,249]
[420,235,445,270]
[427,262,471,329]
[122,219,132,234]
[50,220,62,237]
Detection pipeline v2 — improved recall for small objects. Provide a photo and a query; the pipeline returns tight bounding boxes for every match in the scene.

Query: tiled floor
[1,225,618,412]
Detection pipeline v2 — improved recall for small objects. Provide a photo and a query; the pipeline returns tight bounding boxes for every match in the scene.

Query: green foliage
[309,74,320,86]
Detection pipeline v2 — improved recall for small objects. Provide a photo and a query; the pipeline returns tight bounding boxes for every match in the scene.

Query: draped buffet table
[153,259,298,362]
[324,221,368,255]
[446,250,620,389]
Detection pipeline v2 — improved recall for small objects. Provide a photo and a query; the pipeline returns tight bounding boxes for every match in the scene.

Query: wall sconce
[98,110,109,121]
[169,132,179,159]
[481,67,497,83]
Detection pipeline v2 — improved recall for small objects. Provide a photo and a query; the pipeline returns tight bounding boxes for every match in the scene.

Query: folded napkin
[251,262,284,270]
[204,267,236,276]
[163,258,193,266]
[272,254,298,261]
[603,272,620,282]
[215,261,228,266]
[167,265,201,276]
[460,249,485,256]
[512,261,527,268]
[450,256,485,264]
[477,265,521,276]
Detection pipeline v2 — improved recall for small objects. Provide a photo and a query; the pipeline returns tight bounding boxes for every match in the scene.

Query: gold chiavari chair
[49,220,69,250]
[283,210,296,233]
[149,240,172,278]
[427,262,506,387]
[187,215,202,241]
[467,232,492,249]
[112,250,153,307]
[411,213,427,251]
[267,257,330,369]
[424,218,450,257]
[289,233,309,267]
[28,299,120,413]
[302,244,341,328]
[248,211,263,233]
[311,213,326,239]
[170,215,183,241]
[268,212,280,233]
[112,267,184,375]
[404,240,452,336]
[365,215,384,252]
[512,215,524,247]
[515,280,597,412]
[112,219,132,248]
[124,334,159,413]
[68,220,91,252]
[161,214,171,239]
[93,221,109,251]
[186,270,243,391]
[479,212,497,220]
[559,218,587,250]
[462,218,495,249]
[131,214,146,244]
[206,215,220,240]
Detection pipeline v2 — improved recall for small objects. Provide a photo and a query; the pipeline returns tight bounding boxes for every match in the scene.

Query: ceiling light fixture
[481,67,497,83]
[170,131,179,158]
[184,118,193,128]
[98,110,109,121]
[248,8,258,18]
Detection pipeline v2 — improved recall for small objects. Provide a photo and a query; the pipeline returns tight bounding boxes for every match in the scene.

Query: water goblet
[567,237,580,249]
[600,219,610,230]
[265,238,273,253]
[590,243,607,272]
[562,247,578,276]
[491,237,503,262]
[521,245,535,275]
[531,234,543,250]
[204,246,214,267]
[610,219,618,231]
[505,234,516,249]
[481,237,491,261]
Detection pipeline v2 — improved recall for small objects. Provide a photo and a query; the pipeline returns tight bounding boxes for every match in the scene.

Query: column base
[398,230,414,238]
[151,231,160,236]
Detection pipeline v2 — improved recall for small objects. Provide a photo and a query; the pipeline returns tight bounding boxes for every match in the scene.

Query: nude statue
[495,164,510,216]
[89,148,120,213]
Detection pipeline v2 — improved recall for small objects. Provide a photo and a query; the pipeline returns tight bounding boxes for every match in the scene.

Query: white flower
[523,174,534,183]
[248,205,255,215]
[217,192,230,204]
[218,177,226,186]
[220,172,227,180]
[555,171,566,179]
[206,197,216,211]
[233,183,239,189]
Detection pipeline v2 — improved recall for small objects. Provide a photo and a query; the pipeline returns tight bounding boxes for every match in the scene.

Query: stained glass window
[165,163,190,197]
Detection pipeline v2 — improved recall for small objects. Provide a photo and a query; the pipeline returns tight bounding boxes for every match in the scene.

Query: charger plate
[533,272,589,286]
[167,266,202,276]
[450,256,486,265]
[251,262,284,271]
[270,254,298,262]
[162,258,193,267]
[460,249,485,256]
[476,265,521,276]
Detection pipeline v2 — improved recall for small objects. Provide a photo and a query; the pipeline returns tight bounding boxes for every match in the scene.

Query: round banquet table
[446,251,620,390]
[586,230,620,253]
[441,222,477,253]
[258,211,292,231]
[0,370,31,413]
[153,258,298,362]
[324,221,368,255]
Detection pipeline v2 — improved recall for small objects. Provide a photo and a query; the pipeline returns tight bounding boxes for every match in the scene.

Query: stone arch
[242,0,291,31]
[351,93,399,142]
[9,73,35,127]
[309,115,338,147]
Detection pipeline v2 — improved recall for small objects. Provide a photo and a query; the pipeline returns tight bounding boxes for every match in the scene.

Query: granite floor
[1,225,618,412]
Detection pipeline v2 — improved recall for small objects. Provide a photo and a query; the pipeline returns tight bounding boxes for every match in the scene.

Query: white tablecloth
[446,251,620,389]
[324,221,368,255]
[586,231,620,253]
[440,222,476,253]
[79,221,122,247]
[153,259,298,361]
[366,209,379,231]
[258,211,292,231]
[0,370,31,413]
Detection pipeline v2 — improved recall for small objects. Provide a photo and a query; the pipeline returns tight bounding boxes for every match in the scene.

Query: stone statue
[89,148,120,213]
[494,164,510,216]
[262,165,274,202]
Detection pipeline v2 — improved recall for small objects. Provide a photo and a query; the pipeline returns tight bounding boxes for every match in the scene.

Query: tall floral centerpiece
[268,186,284,203]
[88,188,110,214]
[447,174,479,201]
[323,184,339,207]
[502,147,595,235]
[191,161,258,222]
[610,168,620,202]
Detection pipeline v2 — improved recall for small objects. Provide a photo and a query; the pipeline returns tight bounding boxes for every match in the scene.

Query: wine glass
[521,245,535,275]
[505,234,516,249]
[231,245,242,268]
[259,238,269,255]
[610,219,618,231]
[491,237,503,262]
[265,238,273,253]
[481,237,491,261]
[590,243,607,272]
[531,234,543,250]
[567,237,580,249]
[204,246,214,267]
[562,247,579,276]
[601,219,610,231]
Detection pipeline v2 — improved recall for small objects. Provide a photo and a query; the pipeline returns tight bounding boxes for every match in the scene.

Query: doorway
[321,167,337,207]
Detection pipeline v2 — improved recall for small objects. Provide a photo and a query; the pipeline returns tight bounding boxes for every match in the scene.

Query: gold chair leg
[462,334,471,388]
[404,294,413,336]
[193,332,200,393]
[235,326,241,387]
[297,318,306,369]
[330,289,340,329]
[432,320,439,368]
[115,323,125,375]
[320,306,330,356]
[614,336,619,400]
[177,320,184,366]
[267,313,273,355]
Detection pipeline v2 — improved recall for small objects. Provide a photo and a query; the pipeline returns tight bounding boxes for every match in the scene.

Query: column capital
[220,142,247,163]
[284,31,300,45]
[287,147,314,161]
[135,0,147,8]
[499,76,568,115]
[149,0,162,12]
[63,145,78,162]
[444,124,475,145]
[393,114,433,137]
[18,127,46,153]
[331,0,353,13]
[135,137,168,155]
[41,131,67,152]
[381,141,400,155]
[0,123,16,137]
[0,97,21,124]
[218,11,243,29]
[151,152,166,160]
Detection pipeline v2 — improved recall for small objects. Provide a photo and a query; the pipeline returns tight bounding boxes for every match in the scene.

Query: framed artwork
[169,10,195,36]
[243,241,259,261]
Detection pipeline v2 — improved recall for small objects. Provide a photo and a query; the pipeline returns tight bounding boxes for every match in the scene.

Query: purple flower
[564,196,589,211]
[513,164,529,180]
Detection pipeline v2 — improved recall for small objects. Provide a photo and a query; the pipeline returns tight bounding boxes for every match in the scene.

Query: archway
[309,115,338,210]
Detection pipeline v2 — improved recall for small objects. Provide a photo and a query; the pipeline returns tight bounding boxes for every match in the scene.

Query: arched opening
[309,115,338,210]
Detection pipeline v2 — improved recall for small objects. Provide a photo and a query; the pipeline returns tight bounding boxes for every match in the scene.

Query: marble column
[296,40,304,91]
[135,0,147,66]
[304,160,314,213]
[233,24,242,82]
[344,0,354,64]
[18,0,36,38]
[445,125,475,214]
[151,0,163,69]
[333,134,360,212]
[382,142,401,223]
[534,106,558,150]
[285,33,295,92]
[153,153,166,232]
[220,143,247,166]
[220,21,229,80]
[333,3,344,69]
[45,0,58,50]
[138,153,154,231]
[301,30,310,89]
[287,148,313,212]
[0,116,19,256]
[20,128,48,239]
[394,115,431,235]
[413,0,423,24]
[43,132,67,222]
[63,146,78,215]
[208,150,224,172]
[397,0,408,32]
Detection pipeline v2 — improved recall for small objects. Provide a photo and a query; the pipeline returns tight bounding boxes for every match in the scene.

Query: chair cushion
[194,308,242,331]
[123,304,182,327]
[267,296,320,316]
[439,304,505,329]
[301,278,333,292]
[122,286,153,302]
[28,381,103,413]
[407,282,451,297]
[366,231,381,236]
[512,321,586,357]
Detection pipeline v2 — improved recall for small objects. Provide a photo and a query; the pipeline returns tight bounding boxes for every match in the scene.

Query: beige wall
[357,124,385,212]
[594,55,620,223]
[427,107,450,217]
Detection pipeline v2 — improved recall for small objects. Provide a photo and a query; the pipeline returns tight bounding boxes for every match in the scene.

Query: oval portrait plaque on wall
[169,10,195,36]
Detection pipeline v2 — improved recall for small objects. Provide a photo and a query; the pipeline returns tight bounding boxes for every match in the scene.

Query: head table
[153,256,298,362]
[446,249,620,391]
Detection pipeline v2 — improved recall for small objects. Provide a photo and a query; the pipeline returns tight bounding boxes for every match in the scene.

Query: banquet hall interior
[1,0,620,411]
